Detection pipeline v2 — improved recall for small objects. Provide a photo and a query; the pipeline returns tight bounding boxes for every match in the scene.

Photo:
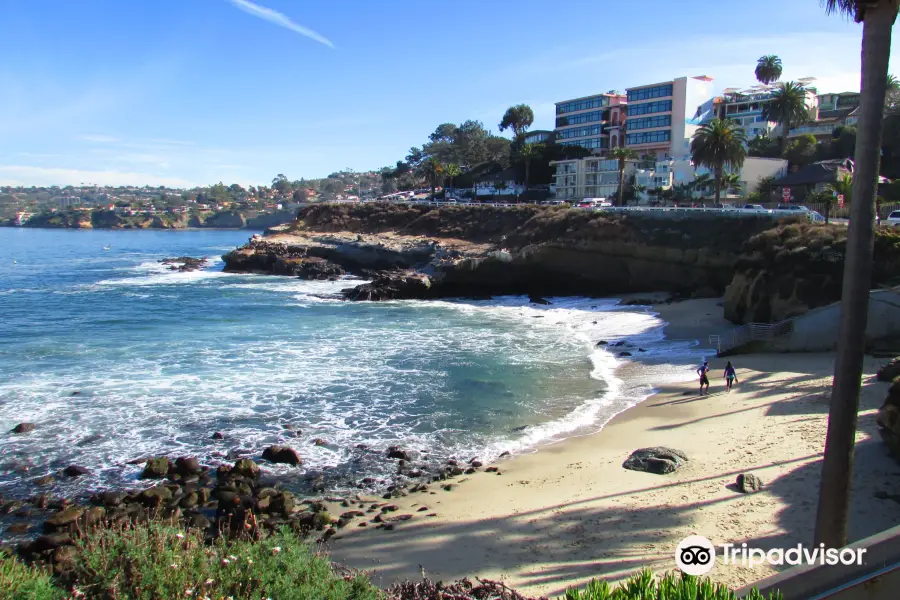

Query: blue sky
[0,0,896,188]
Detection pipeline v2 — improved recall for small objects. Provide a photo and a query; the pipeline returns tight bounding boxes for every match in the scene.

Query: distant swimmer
[697,360,710,395]
[724,361,739,391]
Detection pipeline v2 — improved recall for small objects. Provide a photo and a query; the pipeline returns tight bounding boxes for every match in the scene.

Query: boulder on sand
[736,473,764,494]
[877,358,900,382]
[622,447,688,475]
[262,445,302,466]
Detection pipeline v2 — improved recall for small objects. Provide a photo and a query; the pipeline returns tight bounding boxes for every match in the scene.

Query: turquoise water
[0,228,703,501]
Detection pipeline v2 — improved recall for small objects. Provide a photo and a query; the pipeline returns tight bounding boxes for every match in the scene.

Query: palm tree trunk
[825,201,831,224]
[714,167,722,205]
[617,161,625,207]
[814,1,897,549]
[525,160,531,189]
[782,117,791,152]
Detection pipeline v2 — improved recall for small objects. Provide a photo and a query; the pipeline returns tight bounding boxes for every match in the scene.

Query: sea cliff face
[223,204,900,324]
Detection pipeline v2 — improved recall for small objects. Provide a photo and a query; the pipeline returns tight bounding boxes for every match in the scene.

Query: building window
[626,100,672,117]
[556,96,609,115]
[627,84,673,102]
[555,124,604,139]
[626,130,671,145]
[559,137,607,150]
[556,110,605,127]
[625,115,671,131]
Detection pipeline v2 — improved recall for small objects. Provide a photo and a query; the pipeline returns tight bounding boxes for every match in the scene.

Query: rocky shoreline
[2,419,513,563]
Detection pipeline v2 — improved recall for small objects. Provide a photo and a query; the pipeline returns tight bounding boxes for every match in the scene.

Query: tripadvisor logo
[674,535,868,575]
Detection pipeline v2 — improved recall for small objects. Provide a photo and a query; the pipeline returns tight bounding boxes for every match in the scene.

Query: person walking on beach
[724,361,738,391]
[697,360,710,395]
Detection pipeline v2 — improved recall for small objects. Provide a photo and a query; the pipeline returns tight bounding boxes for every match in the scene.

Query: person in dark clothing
[724,361,738,391]
[697,360,710,394]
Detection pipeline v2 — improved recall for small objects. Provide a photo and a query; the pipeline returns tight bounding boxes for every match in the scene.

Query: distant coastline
[2,208,298,230]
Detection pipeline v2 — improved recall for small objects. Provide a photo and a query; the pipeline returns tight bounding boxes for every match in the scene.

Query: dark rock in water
[95,491,128,507]
[138,486,173,507]
[32,475,54,486]
[618,351,632,357]
[386,446,414,461]
[622,447,688,475]
[44,506,86,533]
[470,460,483,468]
[160,256,208,272]
[211,431,225,440]
[596,341,608,346]
[273,256,345,280]
[76,434,103,447]
[877,358,900,382]
[262,445,302,466]
[511,425,528,432]
[6,522,30,534]
[175,457,201,476]
[343,271,432,302]
[71,391,81,396]
[485,467,499,473]
[499,451,511,458]
[638,348,646,352]
[141,457,170,479]
[528,295,551,305]
[736,473,764,494]
[611,341,626,347]
[11,422,35,434]
[312,438,328,447]
[233,459,260,479]
[63,465,90,478]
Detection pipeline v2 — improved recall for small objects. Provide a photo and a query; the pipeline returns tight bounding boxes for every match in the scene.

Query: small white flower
[204,579,214,586]
[185,590,193,597]
[175,533,185,539]
[221,558,230,565]
[228,555,238,561]
[170,562,179,569]
[271,546,282,555]
[246,558,253,565]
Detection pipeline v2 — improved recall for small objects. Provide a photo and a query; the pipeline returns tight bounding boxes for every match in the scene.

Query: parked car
[885,210,900,228]
[775,204,810,212]
[742,204,765,210]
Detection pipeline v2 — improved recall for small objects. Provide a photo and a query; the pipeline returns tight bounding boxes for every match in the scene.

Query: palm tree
[692,173,713,198]
[690,119,748,205]
[722,172,743,197]
[634,184,647,203]
[762,81,811,150]
[499,104,535,140]
[421,157,444,199]
[815,0,899,551]
[517,143,544,189]
[755,55,784,84]
[607,147,637,206]
[444,164,461,196]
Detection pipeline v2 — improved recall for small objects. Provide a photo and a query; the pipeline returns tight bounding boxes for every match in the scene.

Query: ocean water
[0,227,707,502]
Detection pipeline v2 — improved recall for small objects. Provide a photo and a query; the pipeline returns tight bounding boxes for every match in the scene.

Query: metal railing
[709,319,795,355]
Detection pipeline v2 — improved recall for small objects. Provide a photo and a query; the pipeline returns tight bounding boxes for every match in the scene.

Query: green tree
[498,104,535,139]
[748,131,782,158]
[443,163,461,194]
[690,119,748,205]
[807,189,837,223]
[721,172,743,196]
[420,157,444,199]
[693,173,713,199]
[761,81,811,150]
[755,55,784,84]
[634,184,647,203]
[607,146,637,206]
[816,0,899,551]
[783,133,819,166]
[517,143,544,188]
[886,73,900,113]
[271,174,292,195]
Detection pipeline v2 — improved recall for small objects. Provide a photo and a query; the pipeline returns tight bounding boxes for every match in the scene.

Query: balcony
[788,124,836,138]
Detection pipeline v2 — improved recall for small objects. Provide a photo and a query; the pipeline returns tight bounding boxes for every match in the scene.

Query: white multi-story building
[713,80,819,139]
[553,92,627,152]
[552,157,638,201]
[624,75,715,159]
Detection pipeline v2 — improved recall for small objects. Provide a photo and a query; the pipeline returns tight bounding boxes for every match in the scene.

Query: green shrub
[0,550,63,600]
[66,523,380,600]
[564,569,782,600]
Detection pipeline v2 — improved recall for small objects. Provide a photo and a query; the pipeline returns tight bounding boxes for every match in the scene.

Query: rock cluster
[159,256,208,272]
[343,271,432,301]
[877,378,900,459]
[622,447,688,475]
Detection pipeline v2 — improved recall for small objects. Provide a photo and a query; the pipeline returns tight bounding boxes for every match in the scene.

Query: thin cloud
[80,134,119,143]
[0,165,196,187]
[228,0,334,48]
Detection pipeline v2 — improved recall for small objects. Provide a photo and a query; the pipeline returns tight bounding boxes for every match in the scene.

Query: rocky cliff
[224,204,794,306]
[724,222,900,323]
[21,208,297,230]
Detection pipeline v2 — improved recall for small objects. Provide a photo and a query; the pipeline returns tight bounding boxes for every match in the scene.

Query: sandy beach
[328,299,900,597]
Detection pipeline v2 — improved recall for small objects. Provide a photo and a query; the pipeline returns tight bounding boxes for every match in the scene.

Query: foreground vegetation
[0,522,784,600]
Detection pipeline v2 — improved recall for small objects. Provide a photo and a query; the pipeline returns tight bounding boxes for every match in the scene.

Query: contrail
[228,0,334,48]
